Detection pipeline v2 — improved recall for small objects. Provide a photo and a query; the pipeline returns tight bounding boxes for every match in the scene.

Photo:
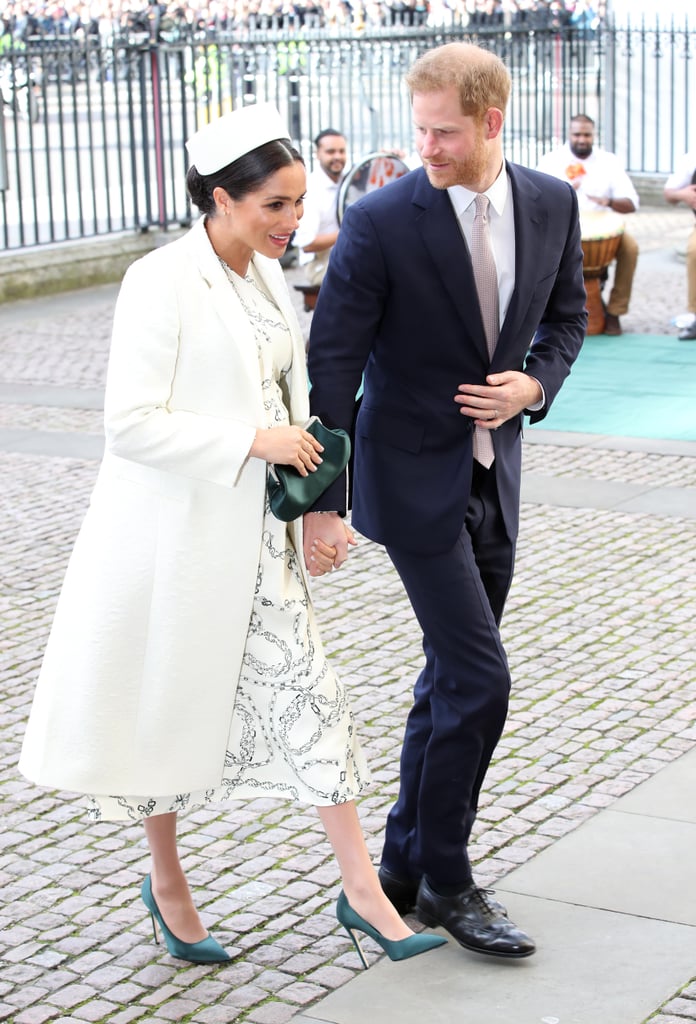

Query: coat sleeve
[523,184,587,422]
[306,202,385,512]
[103,253,258,488]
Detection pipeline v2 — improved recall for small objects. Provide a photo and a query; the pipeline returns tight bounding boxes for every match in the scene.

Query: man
[536,113,639,336]
[293,128,348,286]
[303,42,586,959]
[663,150,696,341]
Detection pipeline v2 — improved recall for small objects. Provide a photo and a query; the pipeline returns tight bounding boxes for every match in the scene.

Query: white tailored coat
[19,217,311,798]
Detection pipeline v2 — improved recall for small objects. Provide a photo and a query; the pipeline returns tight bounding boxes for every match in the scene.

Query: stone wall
[0,228,184,304]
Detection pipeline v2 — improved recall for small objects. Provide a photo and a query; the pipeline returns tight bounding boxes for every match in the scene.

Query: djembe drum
[580,210,625,335]
[337,152,410,223]
[294,153,409,312]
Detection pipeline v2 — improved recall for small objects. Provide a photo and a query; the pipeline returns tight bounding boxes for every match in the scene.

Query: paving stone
[195,1006,253,1024]
[66,1000,120,1022]
[12,1007,64,1024]
[244,1001,300,1024]
[661,997,696,1017]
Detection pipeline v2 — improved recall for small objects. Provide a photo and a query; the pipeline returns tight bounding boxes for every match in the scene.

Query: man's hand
[454,371,543,429]
[302,512,357,577]
[665,183,696,212]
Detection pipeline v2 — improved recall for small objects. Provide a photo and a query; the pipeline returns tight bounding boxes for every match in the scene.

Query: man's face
[412,87,492,192]
[569,119,594,159]
[316,135,347,182]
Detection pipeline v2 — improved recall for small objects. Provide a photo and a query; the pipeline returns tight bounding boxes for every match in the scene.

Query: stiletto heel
[141,875,232,965]
[336,890,447,969]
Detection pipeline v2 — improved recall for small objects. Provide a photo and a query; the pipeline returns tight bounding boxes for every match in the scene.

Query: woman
[19,103,446,969]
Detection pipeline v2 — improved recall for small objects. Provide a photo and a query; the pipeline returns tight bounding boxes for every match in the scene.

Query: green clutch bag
[268,417,351,522]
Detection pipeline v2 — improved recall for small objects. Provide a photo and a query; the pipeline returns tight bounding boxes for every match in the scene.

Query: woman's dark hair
[187,138,304,215]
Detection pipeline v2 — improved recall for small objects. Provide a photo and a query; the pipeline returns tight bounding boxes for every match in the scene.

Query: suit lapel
[412,171,490,364]
[496,164,547,357]
[413,165,549,368]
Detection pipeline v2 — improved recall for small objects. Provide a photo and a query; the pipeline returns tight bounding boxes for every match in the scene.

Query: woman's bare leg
[143,812,207,943]
[318,802,412,941]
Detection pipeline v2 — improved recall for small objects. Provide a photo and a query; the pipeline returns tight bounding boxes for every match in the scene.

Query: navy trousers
[382,462,516,888]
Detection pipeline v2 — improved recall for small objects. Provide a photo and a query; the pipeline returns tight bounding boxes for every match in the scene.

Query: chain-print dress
[88,260,368,822]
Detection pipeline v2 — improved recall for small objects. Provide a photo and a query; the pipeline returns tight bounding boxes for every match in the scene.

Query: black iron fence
[0,16,693,250]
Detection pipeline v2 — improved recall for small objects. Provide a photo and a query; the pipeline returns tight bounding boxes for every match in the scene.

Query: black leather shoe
[378,866,419,915]
[415,877,535,959]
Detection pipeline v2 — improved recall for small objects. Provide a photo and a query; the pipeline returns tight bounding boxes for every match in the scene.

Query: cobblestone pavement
[0,206,695,1024]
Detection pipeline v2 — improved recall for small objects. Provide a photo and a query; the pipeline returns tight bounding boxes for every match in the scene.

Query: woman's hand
[306,538,338,577]
[250,425,324,477]
[303,512,357,576]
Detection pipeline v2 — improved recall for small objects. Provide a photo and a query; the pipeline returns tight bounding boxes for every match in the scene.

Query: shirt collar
[448,163,509,219]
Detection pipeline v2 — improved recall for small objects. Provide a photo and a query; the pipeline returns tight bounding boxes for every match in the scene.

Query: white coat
[19,218,311,798]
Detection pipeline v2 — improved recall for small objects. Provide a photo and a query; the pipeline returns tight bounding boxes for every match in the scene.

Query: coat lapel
[412,165,549,369]
[412,170,490,364]
[186,218,263,397]
[185,218,309,425]
[495,164,547,358]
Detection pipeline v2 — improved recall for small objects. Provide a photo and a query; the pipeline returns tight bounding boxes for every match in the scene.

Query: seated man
[294,128,348,288]
[664,150,696,341]
[536,113,639,336]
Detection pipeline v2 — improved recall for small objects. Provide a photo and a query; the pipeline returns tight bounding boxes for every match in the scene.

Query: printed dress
[88,260,368,822]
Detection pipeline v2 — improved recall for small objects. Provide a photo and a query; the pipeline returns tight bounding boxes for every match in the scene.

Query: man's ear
[485,108,505,141]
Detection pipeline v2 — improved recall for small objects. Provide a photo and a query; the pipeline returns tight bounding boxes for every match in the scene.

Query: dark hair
[570,113,595,127]
[314,128,346,148]
[187,138,304,216]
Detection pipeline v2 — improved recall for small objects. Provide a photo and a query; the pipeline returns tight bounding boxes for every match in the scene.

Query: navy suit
[308,162,586,886]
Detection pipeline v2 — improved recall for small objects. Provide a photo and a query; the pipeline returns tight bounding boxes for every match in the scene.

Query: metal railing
[0,16,693,251]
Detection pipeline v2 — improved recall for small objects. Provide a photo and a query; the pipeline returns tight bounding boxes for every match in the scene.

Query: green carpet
[528,334,696,441]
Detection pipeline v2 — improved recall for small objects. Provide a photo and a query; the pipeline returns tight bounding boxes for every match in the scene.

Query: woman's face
[212,161,306,266]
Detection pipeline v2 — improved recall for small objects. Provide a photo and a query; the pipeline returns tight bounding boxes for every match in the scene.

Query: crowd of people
[1,0,604,41]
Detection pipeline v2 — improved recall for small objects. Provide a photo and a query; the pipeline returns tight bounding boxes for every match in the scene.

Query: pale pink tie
[470,194,499,468]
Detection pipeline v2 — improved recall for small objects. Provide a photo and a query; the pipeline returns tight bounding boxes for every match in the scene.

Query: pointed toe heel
[141,875,232,965]
[336,890,447,969]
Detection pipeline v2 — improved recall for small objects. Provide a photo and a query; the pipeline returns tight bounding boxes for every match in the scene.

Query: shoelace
[469,886,501,918]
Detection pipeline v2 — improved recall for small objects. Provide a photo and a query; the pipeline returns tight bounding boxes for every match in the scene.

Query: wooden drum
[580,210,625,335]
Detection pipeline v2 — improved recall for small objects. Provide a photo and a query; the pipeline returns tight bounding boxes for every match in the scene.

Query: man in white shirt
[294,128,348,286]
[536,114,640,336]
[664,150,696,340]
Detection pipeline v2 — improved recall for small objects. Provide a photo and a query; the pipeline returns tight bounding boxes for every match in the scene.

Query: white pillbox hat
[185,103,290,175]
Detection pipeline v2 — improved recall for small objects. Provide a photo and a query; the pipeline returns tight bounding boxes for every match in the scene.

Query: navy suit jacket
[307,162,587,555]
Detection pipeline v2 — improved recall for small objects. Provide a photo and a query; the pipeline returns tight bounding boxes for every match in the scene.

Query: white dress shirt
[448,166,515,332]
[294,166,342,267]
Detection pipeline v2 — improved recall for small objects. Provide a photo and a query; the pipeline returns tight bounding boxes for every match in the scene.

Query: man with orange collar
[537,114,639,336]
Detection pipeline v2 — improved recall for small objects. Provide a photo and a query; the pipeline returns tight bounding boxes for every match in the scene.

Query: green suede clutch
[268,418,351,522]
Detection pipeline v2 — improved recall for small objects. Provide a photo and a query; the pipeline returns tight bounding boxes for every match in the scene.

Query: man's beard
[324,161,345,182]
[570,142,592,159]
[423,134,489,191]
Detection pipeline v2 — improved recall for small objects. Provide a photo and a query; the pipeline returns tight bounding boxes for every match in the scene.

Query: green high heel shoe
[141,875,232,965]
[336,890,447,969]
